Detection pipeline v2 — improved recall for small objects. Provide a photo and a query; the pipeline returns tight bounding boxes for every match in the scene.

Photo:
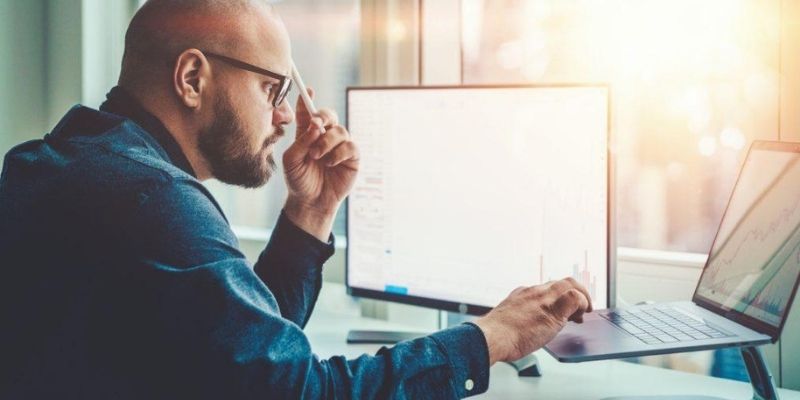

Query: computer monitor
[346,85,613,316]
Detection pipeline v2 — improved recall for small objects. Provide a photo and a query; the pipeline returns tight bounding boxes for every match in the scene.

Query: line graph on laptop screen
[347,86,609,309]
[697,146,800,327]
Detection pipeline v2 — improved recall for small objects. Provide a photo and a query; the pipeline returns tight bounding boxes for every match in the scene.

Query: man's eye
[263,83,275,96]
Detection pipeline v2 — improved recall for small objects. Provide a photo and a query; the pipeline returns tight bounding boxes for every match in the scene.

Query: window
[461,0,780,253]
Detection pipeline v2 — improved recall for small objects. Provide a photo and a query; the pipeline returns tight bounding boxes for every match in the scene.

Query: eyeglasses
[202,51,293,107]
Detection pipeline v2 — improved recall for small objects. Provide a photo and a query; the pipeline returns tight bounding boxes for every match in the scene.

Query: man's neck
[148,102,213,181]
[101,86,212,180]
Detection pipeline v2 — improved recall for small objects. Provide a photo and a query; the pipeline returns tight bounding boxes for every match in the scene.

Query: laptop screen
[695,141,800,332]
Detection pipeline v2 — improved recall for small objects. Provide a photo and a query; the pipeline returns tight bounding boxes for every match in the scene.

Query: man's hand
[282,88,359,241]
[474,277,592,365]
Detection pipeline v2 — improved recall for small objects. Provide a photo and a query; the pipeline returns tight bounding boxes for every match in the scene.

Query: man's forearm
[283,196,337,242]
[255,210,334,327]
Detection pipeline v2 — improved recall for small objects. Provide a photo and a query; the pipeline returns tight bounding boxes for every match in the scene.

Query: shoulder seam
[77,138,187,184]
[137,175,230,226]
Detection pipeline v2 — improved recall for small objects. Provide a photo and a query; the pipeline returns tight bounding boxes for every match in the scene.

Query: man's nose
[273,100,294,126]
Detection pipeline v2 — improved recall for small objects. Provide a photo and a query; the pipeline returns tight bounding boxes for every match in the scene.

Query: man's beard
[198,95,283,188]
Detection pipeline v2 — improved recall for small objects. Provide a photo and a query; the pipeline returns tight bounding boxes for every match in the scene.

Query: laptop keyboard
[599,307,732,345]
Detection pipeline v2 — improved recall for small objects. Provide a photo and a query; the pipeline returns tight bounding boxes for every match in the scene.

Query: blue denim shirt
[0,89,490,399]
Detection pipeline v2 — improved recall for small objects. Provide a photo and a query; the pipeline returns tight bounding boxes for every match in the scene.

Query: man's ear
[173,49,208,109]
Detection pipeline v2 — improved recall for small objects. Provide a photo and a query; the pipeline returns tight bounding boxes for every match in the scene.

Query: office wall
[781,0,800,143]
[0,0,132,158]
[0,1,47,154]
[46,0,82,129]
[47,0,133,125]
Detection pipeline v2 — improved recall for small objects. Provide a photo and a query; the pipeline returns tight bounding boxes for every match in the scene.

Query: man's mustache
[264,126,285,148]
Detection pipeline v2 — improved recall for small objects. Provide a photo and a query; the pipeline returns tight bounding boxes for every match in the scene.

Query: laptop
[545,140,800,362]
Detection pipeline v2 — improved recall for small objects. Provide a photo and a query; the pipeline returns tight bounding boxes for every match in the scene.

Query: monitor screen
[346,86,610,311]
[695,142,800,329]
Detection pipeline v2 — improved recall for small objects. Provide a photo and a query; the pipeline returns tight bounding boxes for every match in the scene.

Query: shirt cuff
[428,322,491,397]
[264,210,335,270]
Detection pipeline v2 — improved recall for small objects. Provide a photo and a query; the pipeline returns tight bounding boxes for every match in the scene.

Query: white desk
[305,284,800,399]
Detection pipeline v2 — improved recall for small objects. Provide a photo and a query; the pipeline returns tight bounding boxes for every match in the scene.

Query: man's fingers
[551,288,589,322]
[296,116,324,141]
[552,288,589,322]
[564,277,593,313]
[284,124,323,164]
[323,141,360,167]
[309,125,348,160]
[510,286,527,297]
[316,108,339,128]
[550,277,593,313]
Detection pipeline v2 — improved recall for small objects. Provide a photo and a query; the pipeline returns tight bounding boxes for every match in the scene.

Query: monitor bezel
[344,84,615,316]
[692,140,800,342]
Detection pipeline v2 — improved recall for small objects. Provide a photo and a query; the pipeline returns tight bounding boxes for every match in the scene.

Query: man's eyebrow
[261,76,282,85]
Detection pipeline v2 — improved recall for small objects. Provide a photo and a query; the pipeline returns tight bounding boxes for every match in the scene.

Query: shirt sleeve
[123,178,491,399]
[253,210,334,328]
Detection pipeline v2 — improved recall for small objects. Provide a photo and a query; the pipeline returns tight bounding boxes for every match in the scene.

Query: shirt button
[465,379,474,391]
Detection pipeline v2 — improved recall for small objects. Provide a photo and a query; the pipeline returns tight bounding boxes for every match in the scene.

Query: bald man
[0,1,591,399]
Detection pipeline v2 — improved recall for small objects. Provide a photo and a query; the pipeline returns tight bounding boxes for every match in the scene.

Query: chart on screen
[698,150,800,326]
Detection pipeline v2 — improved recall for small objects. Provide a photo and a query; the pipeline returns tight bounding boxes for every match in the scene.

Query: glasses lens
[274,79,292,107]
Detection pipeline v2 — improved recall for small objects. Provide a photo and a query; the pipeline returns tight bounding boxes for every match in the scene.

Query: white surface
[305,283,800,399]
[347,86,609,308]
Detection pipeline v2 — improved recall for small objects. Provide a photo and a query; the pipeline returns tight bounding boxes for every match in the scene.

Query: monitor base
[507,353,543,377]
[346,330,429,344]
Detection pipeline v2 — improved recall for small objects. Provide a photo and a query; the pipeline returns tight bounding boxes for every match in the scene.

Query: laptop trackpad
[545,315,639,360]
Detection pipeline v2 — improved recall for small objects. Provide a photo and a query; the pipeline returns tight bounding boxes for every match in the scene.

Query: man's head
[119,0,294,187]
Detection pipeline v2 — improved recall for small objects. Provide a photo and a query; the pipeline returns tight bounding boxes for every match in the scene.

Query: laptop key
[688,331,711,340]
[654,334,678,343]
[602,306,731,344]
[636,335,662,344]
[617,322,645,335]
[696,325,715,331]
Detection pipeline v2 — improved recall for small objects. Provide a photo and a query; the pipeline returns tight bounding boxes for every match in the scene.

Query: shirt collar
[99,86,196,177]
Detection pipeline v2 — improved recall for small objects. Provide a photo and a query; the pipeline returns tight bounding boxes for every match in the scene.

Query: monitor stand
[602,345,779,400]
[508,353,543,377]
[346,330,429,344]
